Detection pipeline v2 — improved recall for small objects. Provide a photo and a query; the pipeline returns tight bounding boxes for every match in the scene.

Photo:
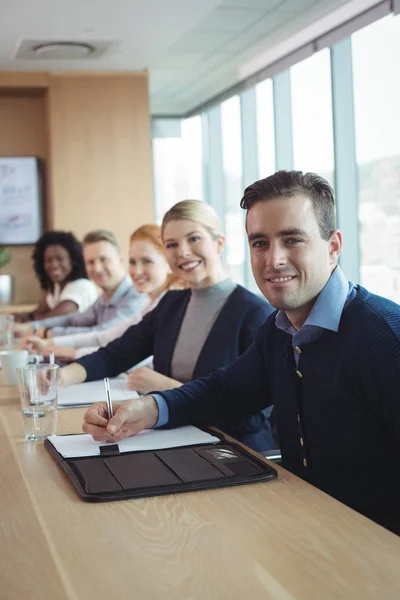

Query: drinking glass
[16,364,59,440]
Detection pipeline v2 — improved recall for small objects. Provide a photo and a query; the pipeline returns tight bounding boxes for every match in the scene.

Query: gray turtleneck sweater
[170,279,237,383]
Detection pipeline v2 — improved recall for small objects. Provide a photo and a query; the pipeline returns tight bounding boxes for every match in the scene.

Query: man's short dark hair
[240,170,336,241]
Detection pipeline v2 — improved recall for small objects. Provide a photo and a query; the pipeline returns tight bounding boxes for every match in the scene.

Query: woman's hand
[13,323,33,338]
[19,335,50,352]
[43,345,77,362]
[14,324,46,338]
[58,363,87,388]
[82,396,159,441]
[127,367,182,394]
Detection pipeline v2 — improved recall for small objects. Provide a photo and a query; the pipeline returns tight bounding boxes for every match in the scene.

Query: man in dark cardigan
[83,170,400,535]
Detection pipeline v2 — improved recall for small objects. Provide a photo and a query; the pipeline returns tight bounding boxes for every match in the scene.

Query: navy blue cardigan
[160,287,400,534]
[76,285,275,450]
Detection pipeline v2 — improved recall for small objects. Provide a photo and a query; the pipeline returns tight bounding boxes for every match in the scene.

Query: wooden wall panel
[47,74,154,261]
[0,72,49,89]
[0,96,47,303]
[0,72,153,304]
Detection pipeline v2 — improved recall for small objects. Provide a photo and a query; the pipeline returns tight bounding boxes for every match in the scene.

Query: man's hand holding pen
[82,395,159,442]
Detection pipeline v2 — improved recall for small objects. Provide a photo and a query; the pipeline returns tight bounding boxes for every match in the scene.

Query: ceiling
[0,0,378,115]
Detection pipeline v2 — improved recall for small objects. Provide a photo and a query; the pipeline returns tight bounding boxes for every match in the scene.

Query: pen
[104,377,113,418]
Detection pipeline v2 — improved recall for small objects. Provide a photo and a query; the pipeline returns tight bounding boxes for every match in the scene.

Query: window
[352,15,400,303]
[152,116,203,223]
[255,79,275,178]
[221,96,245,285]
[290,49,334,185]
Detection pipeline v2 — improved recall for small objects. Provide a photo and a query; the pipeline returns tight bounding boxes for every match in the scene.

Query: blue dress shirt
[275,266,356,365]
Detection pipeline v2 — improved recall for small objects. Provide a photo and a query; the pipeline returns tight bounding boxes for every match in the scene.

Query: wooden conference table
[1,377,400,600]
[0,303,36,315]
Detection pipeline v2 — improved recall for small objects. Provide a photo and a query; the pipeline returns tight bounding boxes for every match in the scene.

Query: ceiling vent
[14,39,116,60]
[34,42,94,59]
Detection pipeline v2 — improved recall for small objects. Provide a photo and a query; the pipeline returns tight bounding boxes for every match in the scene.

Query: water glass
[0,315,14,350]
[16,364,59,440]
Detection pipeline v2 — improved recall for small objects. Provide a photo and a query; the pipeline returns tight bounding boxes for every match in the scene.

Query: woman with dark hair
[16,231,98,323]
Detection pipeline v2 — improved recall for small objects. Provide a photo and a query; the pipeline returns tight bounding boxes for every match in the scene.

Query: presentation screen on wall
[0,157,42,245]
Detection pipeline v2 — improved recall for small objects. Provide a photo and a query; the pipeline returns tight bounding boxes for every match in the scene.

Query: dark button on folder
[99,444,120,457]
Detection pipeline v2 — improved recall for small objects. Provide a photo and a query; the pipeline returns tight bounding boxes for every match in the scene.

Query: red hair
[129,224,186,291]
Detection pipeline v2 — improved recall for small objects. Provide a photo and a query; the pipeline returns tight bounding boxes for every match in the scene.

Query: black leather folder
[45,431,277,502]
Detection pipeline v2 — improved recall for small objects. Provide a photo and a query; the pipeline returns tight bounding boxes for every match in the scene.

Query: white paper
[57,376,138,407]
[48,426,220,458]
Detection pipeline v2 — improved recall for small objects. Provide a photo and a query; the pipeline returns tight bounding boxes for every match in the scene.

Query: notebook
[45,426,278,502]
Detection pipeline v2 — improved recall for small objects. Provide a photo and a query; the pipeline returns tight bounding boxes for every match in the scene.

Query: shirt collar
[106,275,133,305]
[275,265,350,335]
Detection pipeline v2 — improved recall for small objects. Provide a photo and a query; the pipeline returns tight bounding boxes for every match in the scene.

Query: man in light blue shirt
[154,264,354,425]
[17,230,147,338]
[82,170,400,534]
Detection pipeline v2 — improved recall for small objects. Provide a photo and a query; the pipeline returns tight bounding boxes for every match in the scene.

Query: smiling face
[44,244,73,285]
[162,219,225,288]
[247,194,342,329]
[83,240,124,292]
[128,239,169,298]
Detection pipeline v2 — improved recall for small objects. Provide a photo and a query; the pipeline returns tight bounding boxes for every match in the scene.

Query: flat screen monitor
[0,156,42,245]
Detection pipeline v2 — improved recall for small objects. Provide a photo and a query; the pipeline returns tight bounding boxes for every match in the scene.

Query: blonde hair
[129,224,185,291]
[83,229,120,250]
[161,200,222,240]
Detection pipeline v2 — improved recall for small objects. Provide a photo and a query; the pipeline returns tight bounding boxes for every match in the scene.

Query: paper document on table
[57,376,138,407]
[48,426,220,458]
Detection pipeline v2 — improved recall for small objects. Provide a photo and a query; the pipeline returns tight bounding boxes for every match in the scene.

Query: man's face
[83,241,124,292]
[247,194,342,328]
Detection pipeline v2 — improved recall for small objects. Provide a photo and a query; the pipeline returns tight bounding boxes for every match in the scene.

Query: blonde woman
[23,225,180,361]
[60,200,275,451]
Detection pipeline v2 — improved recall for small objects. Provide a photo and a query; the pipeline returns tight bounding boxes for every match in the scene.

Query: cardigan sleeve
[74,302,161,381]
[159,320,273,429]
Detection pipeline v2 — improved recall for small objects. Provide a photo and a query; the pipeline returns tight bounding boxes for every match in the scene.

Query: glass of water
[0,315,14,350]
[16,364,59,440]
